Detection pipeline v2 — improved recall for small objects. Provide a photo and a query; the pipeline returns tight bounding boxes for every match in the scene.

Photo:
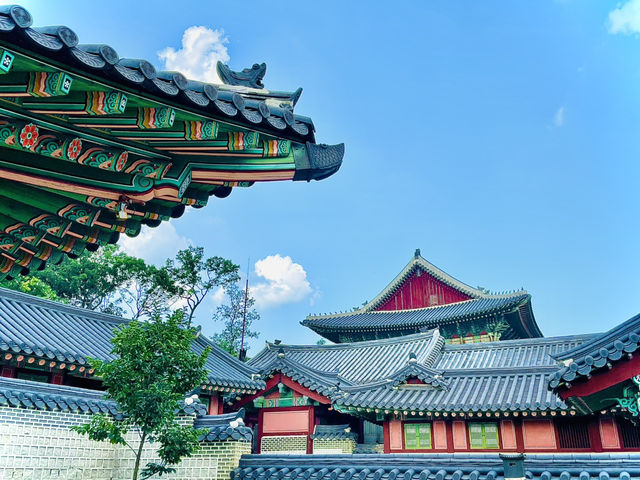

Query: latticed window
[403,423,432,449]
[557,418,590,449]
[468,422,499,449]
[618,419,640,448]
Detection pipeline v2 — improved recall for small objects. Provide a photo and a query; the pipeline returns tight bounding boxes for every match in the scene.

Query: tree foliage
[72,311,210,480]
[211,282,260,356]
[163,246,240,324]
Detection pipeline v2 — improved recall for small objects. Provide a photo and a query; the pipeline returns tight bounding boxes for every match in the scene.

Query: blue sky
[16,1,640,352]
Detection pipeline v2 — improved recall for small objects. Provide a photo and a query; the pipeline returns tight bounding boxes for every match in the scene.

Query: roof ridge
[264,330,439,350]
[0,287,127,325]
[359,254,485,313]
[442,333,600,351]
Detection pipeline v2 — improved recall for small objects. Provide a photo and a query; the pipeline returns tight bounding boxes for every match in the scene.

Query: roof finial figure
[409,352,417,363]
[414,248,421,258]
[277,347,285,359]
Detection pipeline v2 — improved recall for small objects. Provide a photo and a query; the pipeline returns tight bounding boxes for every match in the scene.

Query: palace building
[229,251,640,457]
[303,250,541,344]
[1,252,640,477]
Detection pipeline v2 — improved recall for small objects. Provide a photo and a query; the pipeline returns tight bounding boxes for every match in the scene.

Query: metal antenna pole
[239,257,249,360]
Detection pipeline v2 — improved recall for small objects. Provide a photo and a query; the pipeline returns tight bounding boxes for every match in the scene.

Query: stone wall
[0,406,250,480]
[260,435,308,454]
[312,438,356,454]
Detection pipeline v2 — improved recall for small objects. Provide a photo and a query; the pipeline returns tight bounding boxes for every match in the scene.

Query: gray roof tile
[0,287,264,391]
[549,313,640,389]
[233,453,640,480]
[250,333,593,413]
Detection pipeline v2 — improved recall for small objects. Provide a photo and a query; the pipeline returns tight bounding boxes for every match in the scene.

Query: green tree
[0,275,59,301]
[72,311,210,480]
[211,282,260,356]
[31,245,138,314]
[162,246,239,324]
[119,263,178,320]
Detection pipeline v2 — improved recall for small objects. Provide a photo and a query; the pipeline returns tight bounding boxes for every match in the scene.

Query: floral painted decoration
[19,124,39,149]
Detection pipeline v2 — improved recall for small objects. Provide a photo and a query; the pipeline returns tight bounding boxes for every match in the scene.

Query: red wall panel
[376,272,471,311]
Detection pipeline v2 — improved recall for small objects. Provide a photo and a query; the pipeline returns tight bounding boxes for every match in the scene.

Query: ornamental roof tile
[548,313,640,389]
[233,453,640,480]
[0,6,316,144]
[0,287,264,391]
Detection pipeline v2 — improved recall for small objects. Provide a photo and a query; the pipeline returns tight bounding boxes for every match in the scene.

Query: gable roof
[302,251,542,342]
[0,287,264,391]
[362,250,489,312]
[549,312,640,389]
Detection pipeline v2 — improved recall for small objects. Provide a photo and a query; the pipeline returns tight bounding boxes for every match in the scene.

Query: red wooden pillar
[514,419,525,452]
[307,407,315,454]
[383,421,390,453]
[588,418,603,452]
[51,373,64,385]
[0,366,15,378]
[445,420,455,453]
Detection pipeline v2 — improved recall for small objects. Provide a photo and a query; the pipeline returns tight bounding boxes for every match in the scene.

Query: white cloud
[553,106,565,127]
[158,26,229,83]
[250,255,313,309]
[119,222,190,266]
[608,0,640,35]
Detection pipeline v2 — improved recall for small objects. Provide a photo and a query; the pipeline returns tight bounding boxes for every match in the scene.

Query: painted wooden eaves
[0,6,343,277]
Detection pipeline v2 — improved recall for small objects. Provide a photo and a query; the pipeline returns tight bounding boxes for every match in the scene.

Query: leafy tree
[211,282,260,356]
[72,310,210,480]
[0,275,59,301]
[31,245,138,314]
[119,263,178,320]
[162,246,239,324]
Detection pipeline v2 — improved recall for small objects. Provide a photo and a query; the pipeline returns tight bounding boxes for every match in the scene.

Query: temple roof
[234,453,640,480]
[303,251,542,343]
[304,294,534,340]
[248,332,595,414]
[548,312,640,390]
[0,6,343,277]
[249,331,445,386]
[0,287,264,392]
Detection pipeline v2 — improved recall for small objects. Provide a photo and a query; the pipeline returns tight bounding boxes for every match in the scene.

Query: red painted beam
[560,355,640,400]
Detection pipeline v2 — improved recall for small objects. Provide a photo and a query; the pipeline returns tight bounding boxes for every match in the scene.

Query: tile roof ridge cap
[442,333,599,350]
[443,365,561,375]
[0,287,127,325]
[264,330,439,350]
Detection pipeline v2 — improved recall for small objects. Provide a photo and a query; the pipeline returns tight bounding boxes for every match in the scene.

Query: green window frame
[403,423,432,450]
[468,422,499,449]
